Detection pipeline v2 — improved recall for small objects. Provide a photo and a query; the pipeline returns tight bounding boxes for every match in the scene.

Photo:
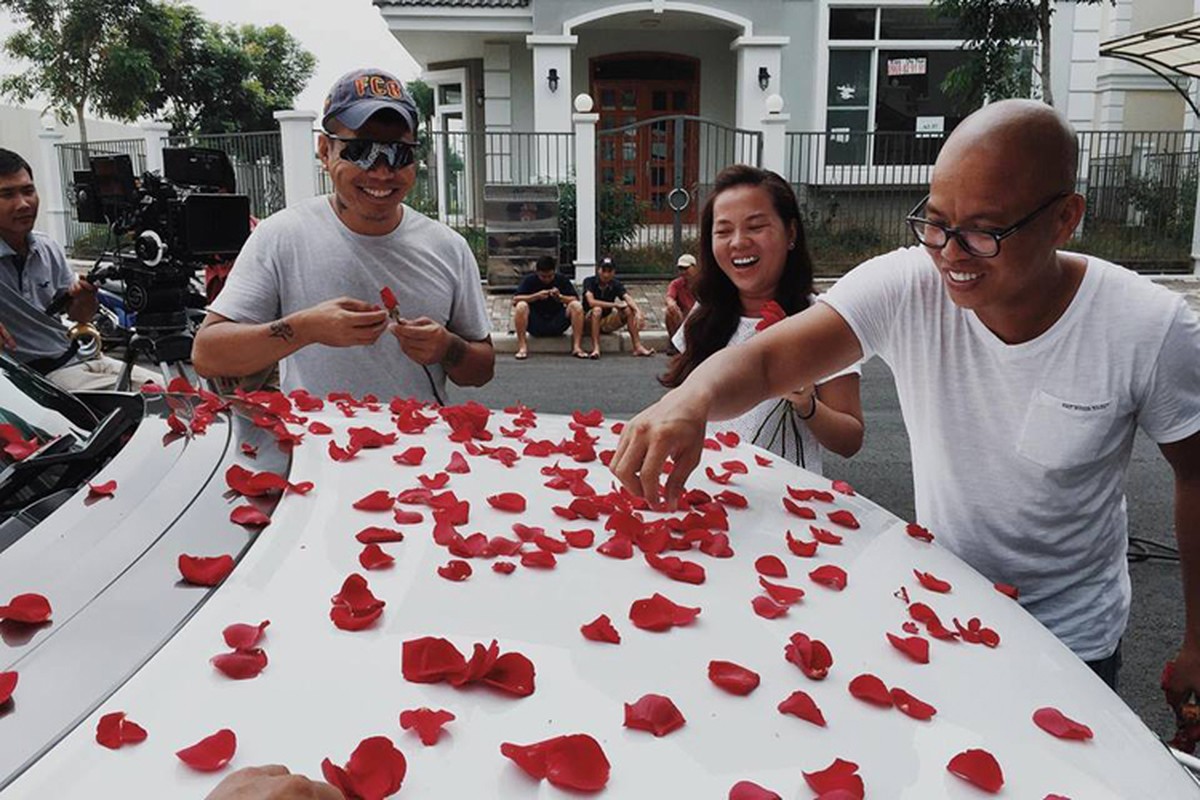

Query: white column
[1190,177,1200,275]
[731,36,789,134]
[36,126,68,249]
[527,35,576,133]
[274,110,319,207]
[141,121,172,175]
[573,94,598,282]
[761,95,789,177]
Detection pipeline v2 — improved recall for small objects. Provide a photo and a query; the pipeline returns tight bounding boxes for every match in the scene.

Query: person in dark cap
[193,68,494,401]
[581,255,654,359]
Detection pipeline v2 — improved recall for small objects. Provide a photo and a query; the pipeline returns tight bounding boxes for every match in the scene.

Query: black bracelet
[797,393,818,420]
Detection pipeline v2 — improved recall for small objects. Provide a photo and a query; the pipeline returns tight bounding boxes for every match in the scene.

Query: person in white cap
[193,68,494,402]
[664,252,698,347]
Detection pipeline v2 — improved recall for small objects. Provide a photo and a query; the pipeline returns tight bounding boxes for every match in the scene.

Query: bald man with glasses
[193,68,494,402]
[612,99,1200,699]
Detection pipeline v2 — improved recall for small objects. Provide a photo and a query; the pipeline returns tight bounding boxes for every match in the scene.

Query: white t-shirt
[211,197,491,401]
[673,301,861,476]
[822,246,1200,660]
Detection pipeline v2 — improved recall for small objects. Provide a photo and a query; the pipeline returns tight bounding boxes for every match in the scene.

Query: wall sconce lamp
[476,88,485,107]
[758,66,771,91]
[547,68,560,93]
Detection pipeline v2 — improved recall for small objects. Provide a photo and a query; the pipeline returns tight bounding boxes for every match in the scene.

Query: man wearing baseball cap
[193,68,494,402]
[663,252,698,348]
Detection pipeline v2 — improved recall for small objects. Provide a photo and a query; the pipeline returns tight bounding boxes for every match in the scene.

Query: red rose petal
[754,454,773,467]
[782,497,817,519]
[759,577,805,605]
[786,531,820,557]
[715,431,740,447]
[751,595,789,619]
[645,553,706,585]
[500,734,610,792]
[708,660,760,696]
[0,672,16,705]
[906,522,935,542]
[581,614,621,644]
[810,526,843,545]
[803,758,864,799]
[0,593,51,624]
[445,451,471,473]
[572,409,604,427]
[353,490,395,512]
[891,687,938,721]
[400,708,456,746]
[521,550,558,569]
[222,620,269,650]
[87,480,117,498]
[902,621,920,635]
[211,648,268,680]
[788,486,835,503]
[994,582,1020,600]
[848,673,893,707]
[419,472,450,490]
[831,479,855,495]
[1033,707,1094,741]
[308,421,332,435]
[777,690,826,726]
[178,554,235,587]
[492,560,516,574]
[230,505,271,527]
[913,569,952,593]
[356,526,405,544]
[706,467,734,485]
[482,651,537,697]
[402,637,468,683]
[392,509,424,525]
[784,632,833,680]
[96,711,148,749]
[887,632,931,664]
[629,593,701,632]
[393,446,426,466]
[438,559,472,581]
[328,440,359,461]
[828,509,860,529]
[176,728,237,772]
[330,574,385,631]
[947,748,1004,794]
[715,490,748,509]
[729,781,781,800]
[359,543,395,570]
[321,735,407,800]
[563,528,595,548]
[488,492,527,513]
[754,555,788,578]
[624,693,686,736]
[808,564,847,591]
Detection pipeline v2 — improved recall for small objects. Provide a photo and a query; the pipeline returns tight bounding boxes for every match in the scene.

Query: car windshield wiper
[0,402,139,510]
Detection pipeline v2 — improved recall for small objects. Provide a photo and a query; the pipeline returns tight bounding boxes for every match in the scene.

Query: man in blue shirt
[511,255,585,359]
[0,149,153,390]
[581,256,654,359]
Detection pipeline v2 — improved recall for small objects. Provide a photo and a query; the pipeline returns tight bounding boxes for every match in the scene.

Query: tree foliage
[0,0,317,140]
[0,0,159,145]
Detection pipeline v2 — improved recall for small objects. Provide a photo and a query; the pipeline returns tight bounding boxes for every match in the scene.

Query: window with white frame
[826,5,973,167]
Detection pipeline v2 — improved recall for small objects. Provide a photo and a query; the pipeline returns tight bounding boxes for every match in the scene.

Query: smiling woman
[661,165,865,473]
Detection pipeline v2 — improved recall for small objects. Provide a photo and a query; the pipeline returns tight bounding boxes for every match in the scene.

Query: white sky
[0,0,423,119]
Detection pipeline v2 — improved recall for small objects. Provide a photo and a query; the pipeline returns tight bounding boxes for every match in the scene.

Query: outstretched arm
[611,302,863,506]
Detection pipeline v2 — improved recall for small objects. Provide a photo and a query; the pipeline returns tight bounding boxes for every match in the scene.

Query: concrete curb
[492,330,671,356]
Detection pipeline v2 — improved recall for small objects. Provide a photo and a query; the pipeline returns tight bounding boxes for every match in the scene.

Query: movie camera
[68,147,251,339]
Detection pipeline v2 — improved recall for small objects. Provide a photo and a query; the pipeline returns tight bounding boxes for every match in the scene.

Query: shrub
[557,181,646,264]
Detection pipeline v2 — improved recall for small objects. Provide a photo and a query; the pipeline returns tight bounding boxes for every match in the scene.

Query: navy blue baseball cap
[322,68,419,133]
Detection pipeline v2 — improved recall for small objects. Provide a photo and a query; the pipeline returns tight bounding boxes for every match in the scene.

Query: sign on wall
[887,57,927,77]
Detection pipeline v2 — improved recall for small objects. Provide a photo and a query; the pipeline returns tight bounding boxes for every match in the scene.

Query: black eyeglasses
[906,191,1070,258]
[325,133,418,171]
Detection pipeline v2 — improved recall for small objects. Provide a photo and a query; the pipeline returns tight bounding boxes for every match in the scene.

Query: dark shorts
[528,308,570,337]
[1086,640,1122,691]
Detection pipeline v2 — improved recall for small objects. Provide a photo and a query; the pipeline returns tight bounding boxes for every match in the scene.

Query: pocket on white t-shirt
[1016,390,1118,471]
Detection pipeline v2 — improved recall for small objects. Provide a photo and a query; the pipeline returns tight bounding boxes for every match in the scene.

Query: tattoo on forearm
[269,321,295,342]
[442,335,466,367]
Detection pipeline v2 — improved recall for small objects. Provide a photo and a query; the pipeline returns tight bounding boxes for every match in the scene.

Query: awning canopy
[1100,16,1200,115]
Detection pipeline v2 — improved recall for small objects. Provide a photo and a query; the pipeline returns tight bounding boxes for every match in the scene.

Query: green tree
[932,0,1111,109]
[0,0,159,146]
[144,6,316,134]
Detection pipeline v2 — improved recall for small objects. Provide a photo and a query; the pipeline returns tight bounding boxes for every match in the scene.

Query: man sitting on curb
[664,252,698,350]
[511,255,585,359]
[581,256,654,359]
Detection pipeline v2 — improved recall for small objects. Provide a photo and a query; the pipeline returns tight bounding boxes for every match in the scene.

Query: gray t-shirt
[0,231,74,364]
[210,197,491,401]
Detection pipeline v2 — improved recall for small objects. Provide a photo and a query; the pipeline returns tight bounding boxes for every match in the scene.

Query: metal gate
[596,115,762,273]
